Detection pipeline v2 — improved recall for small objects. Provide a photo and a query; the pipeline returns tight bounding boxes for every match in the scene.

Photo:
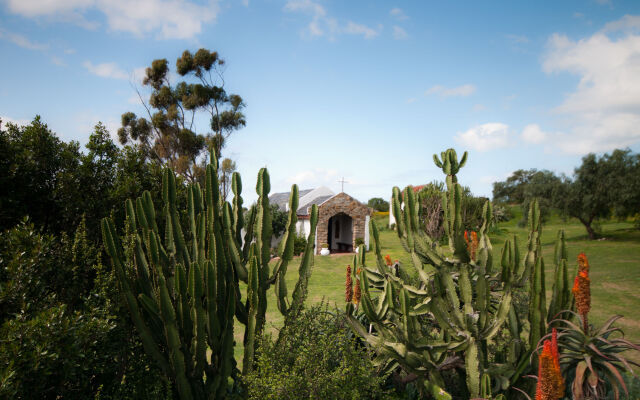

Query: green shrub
[0,218,95,324]
[244,304,385,400]
[293,232,307,256]
[0,218,168,399]
[355,237,364,247]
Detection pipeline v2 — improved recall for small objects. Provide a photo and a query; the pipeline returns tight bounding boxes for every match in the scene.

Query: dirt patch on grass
[601,282,640,298]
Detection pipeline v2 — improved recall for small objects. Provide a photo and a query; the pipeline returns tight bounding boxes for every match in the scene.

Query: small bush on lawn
[293,232,307,256]
[244,304,385,400]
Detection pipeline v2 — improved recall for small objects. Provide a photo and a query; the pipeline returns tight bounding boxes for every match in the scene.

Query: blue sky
[2,0,640,204]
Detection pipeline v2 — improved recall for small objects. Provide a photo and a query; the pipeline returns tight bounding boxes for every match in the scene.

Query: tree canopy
[494,149,640,239]
[367,197,389,212]
[555,149,640,239]
[118,49,246,182]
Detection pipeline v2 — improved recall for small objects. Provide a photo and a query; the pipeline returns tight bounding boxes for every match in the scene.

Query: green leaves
[554,313,640,400]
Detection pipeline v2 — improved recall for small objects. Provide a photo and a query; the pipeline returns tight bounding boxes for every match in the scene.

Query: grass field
[235,209,640,365]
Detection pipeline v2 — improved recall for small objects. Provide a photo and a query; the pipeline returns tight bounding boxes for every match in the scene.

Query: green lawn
[235,211,640,365]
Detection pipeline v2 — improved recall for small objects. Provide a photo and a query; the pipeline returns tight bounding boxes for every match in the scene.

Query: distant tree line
[492,149,640,239]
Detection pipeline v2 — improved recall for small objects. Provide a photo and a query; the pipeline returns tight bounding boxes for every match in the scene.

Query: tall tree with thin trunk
[118,49,246,183]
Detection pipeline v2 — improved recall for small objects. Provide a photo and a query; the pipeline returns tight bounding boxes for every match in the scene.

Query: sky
[2,0,640,204]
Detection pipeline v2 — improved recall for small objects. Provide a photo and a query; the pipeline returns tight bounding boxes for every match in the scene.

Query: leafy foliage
[551,314,640,399]
[244,304,385,400]
[0,116,81,234]
[368,197,390,212]
[492,169,563,226]
[0,218,167,399]
[271,204,289,238]
[554,149,640,239]
[118,49,246,182]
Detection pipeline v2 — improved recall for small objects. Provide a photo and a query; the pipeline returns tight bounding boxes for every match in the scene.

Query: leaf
[573,361,587,399]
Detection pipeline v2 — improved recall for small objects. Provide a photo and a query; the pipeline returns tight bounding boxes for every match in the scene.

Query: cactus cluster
[346,149,573,399]
[101,151,318,399]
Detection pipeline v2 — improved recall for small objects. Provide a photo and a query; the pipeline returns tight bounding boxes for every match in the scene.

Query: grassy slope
[235,211,640,365]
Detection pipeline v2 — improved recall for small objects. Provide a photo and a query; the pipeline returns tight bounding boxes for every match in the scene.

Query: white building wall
[296,219,311,238]
[389,197,396,227]
[364,215,370,250]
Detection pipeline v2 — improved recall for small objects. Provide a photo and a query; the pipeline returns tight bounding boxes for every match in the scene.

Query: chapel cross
[338,177,348,192]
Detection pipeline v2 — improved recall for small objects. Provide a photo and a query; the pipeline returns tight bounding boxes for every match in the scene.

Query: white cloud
[506,34,529,44]
[4,0,219,39]
[392,25,408,40]
[0,115,30,127]
[286,168,339,188]
[389,7,408,21]
[131,66,148,84]
[521,124,547,144]
[283,0,325,16]
[83,61,128,80]
[542,16,640,153]
[455,123,510,152]
[603,14,640,32]
[0,29,48,50]
[284,0,379,40]
[72,112,121,143]
[284,0,337,38]
[343,21,380,39]
[426,84,476,97]
[51,55,66,66]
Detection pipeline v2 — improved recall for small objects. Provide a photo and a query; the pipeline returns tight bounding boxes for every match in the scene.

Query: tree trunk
[579,217,597,240]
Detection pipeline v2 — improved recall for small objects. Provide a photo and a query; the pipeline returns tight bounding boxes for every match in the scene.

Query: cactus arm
[242,205,256,260]
[242,254,259,375]
[101,218,171,376]
[231,172,244,245]
[286,204,318,321]
[481,290,512,340]
[392,187,405,239]
[465,339,481,398]
[223,203,248,282]
[424,380,452,400]
[528,256,546,349]
[255,168,273,269]
[158,273,194,399]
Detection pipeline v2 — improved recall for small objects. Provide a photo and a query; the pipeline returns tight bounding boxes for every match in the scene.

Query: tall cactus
[101,151,318,399]
[347,149,508,398]
[346,149,573,399]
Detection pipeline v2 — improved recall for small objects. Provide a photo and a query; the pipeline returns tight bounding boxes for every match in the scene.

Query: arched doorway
[327,212,353,253]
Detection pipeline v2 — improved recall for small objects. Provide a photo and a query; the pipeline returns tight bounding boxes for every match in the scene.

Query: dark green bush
[244,304,385,400]
[0,218,95,323]
[293,232,307,256]
[368,197,390,212]
[0,218,168,399]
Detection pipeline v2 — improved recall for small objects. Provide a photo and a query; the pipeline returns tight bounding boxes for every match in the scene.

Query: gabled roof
[268,189,313,211]
[268,186,336,215]
[297,194,333,215]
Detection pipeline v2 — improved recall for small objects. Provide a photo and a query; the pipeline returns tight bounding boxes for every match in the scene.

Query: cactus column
[102,151,318,399]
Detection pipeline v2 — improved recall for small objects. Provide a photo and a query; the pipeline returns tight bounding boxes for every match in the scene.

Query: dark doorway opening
[327,212,353,253]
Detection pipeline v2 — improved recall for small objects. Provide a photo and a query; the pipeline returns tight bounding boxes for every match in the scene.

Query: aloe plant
[101,151,318,399]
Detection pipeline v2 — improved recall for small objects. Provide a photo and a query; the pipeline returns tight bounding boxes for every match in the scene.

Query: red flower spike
[345,265,353,303]
[536,339,565,400]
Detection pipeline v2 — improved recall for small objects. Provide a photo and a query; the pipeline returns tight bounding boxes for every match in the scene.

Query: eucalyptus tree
[118,49,246,183]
